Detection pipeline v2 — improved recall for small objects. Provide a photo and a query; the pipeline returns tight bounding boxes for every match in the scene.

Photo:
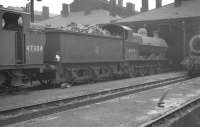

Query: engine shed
[117,0,200,68]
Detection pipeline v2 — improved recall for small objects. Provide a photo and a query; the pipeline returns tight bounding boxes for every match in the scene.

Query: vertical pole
[30,0,34,22]
[182,21,186,59]
[123,30,126,60]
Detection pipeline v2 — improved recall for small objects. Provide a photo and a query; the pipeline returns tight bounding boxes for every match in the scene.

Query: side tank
[26,23,46,65]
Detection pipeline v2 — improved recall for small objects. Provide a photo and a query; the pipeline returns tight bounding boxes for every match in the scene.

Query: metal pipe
[30,0,34,22]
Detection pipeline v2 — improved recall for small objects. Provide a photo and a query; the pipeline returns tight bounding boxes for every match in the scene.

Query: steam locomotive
[182,34,200,77]
[0,7,168,88]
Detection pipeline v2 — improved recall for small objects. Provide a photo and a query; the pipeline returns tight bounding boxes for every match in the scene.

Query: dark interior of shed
[158,23,184,67]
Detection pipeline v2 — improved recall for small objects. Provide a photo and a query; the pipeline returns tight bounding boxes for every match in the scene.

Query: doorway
[2,12,25,64]
[159,24,184,67]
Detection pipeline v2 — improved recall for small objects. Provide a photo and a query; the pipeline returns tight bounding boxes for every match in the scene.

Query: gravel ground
[5,74,200,127]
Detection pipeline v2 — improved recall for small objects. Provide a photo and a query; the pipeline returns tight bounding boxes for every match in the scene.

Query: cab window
[2,12,23,30]
[2,18,5,28]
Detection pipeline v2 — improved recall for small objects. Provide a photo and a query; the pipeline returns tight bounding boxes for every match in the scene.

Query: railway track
[0,75,189,126]
[139,93,200,127]
[0,69,175,95]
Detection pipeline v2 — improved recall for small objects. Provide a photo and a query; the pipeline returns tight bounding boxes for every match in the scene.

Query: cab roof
[0,7,29,15]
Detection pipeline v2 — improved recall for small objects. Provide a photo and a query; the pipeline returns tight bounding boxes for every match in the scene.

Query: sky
[0,0,174,14]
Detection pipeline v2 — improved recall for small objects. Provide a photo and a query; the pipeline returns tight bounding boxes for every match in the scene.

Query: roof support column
[182,21,186,59]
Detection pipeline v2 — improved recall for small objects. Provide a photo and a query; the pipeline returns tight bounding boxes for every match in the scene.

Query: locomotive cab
[102,24,141,60]
[2,12,25,64]
[0,8,45,88]
[0,8,31,65]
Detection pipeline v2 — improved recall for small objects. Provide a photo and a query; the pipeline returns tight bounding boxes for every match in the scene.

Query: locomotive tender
[0,7,168,87]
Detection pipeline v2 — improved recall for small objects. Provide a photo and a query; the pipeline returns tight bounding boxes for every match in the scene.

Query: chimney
[109,0,117,16]
[141,0,148,12]
[156,0,162,8]
[61,3,70,17]
[42,6,49,19]
[110,0,116,7]
[26,2,31,12]
[118,0,123,7]
[126,2,135,15]
[175,0,181,7]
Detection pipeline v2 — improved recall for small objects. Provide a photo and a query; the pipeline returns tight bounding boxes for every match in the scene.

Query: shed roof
[37,9,121,27]
[118,0,200,23]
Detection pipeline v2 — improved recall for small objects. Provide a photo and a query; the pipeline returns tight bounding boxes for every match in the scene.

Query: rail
[0,75,189,126]
[139,88,200,127]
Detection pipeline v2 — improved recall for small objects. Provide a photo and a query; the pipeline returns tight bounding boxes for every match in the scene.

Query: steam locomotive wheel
[0,72,23,91]
[39,79,55,87]
[149,67,154,75]
[0,73,6,87]
[189,35,200,54]
[129,65,136,77]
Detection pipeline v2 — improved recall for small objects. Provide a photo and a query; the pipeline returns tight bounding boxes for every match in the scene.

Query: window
[2,12,23,30]
[18,16,23,27]
[2,18,5,28]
